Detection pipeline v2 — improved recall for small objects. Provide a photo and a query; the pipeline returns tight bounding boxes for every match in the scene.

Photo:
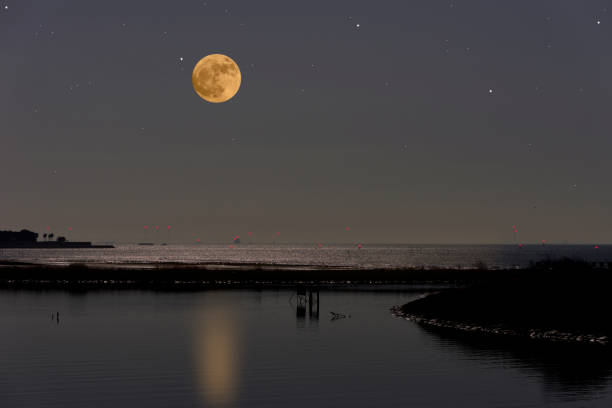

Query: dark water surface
[1,289,612,407]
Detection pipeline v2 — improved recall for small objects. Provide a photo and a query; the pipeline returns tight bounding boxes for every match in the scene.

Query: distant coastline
[0,229,113,249]
[0,242,114,249]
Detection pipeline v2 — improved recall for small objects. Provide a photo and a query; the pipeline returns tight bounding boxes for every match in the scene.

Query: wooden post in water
[308,289,319,319]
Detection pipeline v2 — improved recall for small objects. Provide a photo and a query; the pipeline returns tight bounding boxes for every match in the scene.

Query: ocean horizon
[2,243,610,270]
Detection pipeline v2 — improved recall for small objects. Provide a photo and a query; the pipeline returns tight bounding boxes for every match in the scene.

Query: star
[355,23,360,28]
[488,89,494,94]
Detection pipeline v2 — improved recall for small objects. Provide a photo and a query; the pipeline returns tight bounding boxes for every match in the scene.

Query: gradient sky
[1,0,611,244]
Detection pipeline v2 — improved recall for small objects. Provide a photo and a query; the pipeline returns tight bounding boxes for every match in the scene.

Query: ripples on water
[1,244,610,269]
[1,289,612,407]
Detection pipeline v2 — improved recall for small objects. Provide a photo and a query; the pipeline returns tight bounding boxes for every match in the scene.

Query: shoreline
[1,258,612,289]
[0,263,475,290]
[391,306,610,346]
[393,259,612,346]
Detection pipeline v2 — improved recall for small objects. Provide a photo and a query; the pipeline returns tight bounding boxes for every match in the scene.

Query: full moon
[192,54,241,103]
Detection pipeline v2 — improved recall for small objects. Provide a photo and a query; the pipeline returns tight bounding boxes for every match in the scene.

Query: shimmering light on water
[1,244,611,269]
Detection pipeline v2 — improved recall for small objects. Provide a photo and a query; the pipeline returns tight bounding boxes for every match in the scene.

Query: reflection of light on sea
[195,308,241,406]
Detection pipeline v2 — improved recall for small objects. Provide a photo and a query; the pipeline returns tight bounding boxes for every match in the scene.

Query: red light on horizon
[345,226,350,231]
[196,238,201,243]
[248,231,253,236]
[46,226,50,230]
[595,245,600,249]
[144,225,149,229]
[155,226,159,230]
[542,239,547,244]
[357,244,362,249]
[68,227,72,231]
[276,231,281,236]
[229,244,234,248]
[167,225,171,229]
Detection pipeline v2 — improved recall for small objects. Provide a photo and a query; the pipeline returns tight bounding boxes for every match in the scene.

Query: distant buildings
[0,229,38,243]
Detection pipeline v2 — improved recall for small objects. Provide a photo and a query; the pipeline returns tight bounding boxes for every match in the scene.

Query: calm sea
[0,244,610,269]
[1,289,612,407]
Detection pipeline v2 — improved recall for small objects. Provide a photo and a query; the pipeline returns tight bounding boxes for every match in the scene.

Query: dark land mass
[0,242,114,248]
[0,229,113,248]
[398,259,612,345]
[0,257,609,289]
[0,262,515,290]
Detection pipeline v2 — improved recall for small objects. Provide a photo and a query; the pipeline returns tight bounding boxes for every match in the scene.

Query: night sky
[1,1,611,244]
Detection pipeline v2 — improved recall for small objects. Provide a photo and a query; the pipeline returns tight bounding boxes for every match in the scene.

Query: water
[1,244,610,269]
[1,289,611,407]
